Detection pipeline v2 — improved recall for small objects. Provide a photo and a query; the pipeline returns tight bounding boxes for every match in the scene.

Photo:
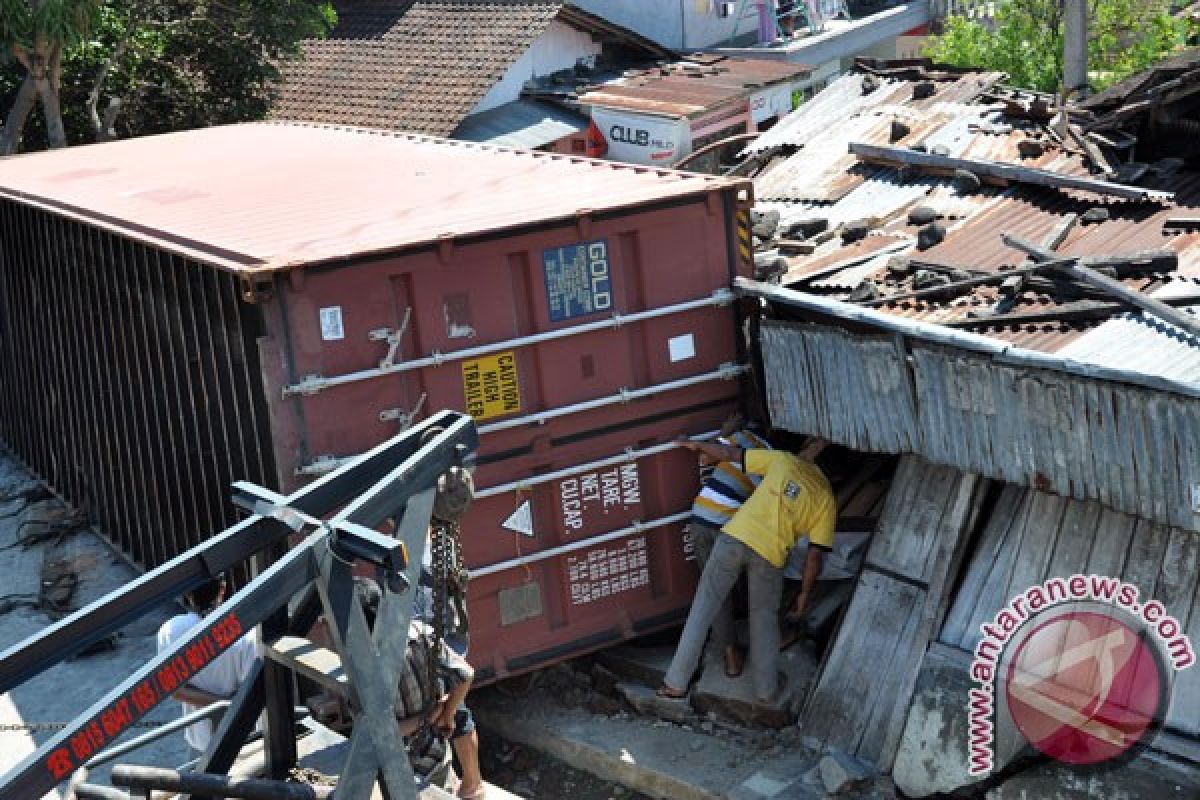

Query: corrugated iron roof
[752,61,1200,375]
[0,122,741,274]
[577,57,813,120]
[453,99,586,147]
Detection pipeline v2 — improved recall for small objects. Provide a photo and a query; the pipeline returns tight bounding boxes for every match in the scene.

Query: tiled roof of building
[272,1,567,136]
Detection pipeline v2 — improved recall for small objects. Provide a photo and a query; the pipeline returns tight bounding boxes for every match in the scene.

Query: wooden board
[802,456,985,770]
[937,481,1200,744]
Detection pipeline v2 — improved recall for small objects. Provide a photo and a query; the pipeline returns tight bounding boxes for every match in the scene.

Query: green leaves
[924,0,1196,92]
[1,0,335,150]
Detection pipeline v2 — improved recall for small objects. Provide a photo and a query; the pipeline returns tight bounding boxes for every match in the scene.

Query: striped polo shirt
[689,430,771,529]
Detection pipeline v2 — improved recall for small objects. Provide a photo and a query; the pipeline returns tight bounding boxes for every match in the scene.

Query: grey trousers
[665,533,783,702]
[689,522,735,652]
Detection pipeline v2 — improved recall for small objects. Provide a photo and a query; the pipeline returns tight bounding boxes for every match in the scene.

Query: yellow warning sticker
[462,351,521,421]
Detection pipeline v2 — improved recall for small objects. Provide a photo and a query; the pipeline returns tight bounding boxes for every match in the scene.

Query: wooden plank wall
[801,456,988,769]
[940,486,1200,737]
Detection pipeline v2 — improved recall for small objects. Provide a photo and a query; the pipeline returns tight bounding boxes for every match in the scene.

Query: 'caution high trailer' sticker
[462,351,521,421]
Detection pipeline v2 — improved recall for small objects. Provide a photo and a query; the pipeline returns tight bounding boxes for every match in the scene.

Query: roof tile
[273,1,565,136]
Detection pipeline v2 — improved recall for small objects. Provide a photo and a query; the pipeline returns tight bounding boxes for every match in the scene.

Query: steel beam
[0,539,319,800]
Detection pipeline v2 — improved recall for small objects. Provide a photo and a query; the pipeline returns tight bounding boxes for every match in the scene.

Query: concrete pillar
[1063,0,1088,94]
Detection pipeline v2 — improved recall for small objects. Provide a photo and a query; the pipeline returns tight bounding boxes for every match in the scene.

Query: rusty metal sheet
[0,122,743,275]
[578,57,810,119]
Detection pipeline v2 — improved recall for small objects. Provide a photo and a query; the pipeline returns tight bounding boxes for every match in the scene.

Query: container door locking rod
[0,410,479,800]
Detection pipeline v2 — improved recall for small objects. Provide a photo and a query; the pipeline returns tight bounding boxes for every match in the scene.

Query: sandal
[723,645,745,678]
[656,684,688,699]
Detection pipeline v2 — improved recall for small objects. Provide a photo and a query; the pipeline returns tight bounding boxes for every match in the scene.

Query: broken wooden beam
[1001,233,1200,338]
[1000,234,1178,274]
[1164,217,1200,233]
[947,294,1200,329]
[1052,263,1200,340]
[996,214,1081,310]
[848,142,1174,202]
[863,258,1077,307]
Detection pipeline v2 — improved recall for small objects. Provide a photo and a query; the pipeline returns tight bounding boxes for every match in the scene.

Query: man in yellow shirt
[661,441,835,704]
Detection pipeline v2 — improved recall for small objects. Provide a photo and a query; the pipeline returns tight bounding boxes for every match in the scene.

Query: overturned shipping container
[0,123,753,680]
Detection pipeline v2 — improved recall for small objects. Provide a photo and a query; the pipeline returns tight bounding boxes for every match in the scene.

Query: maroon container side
[262,193,750,680]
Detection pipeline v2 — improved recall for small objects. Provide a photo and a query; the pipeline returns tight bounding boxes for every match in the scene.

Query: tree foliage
[0,0,334,153]
[924,0,1197,93]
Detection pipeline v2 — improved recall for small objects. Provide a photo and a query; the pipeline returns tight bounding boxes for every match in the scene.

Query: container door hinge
[379,392,427,427]
[294,454,351,477]
[240,276,274,304]
[369,307,413,369]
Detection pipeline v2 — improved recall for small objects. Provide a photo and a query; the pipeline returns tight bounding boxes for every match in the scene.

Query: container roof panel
[0,122,739,273]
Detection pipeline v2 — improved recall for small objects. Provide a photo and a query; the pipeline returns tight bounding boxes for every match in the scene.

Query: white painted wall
[574,0,760,50]
[471,19,605,115]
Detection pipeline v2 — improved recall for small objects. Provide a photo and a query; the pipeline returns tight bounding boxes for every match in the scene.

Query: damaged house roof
[738,55,1200,534]
[271,0,672,137]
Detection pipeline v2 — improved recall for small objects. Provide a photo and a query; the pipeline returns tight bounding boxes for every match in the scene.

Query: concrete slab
[691,646,818,729]
[295,721,522,800]
[595,641,819,729]
[473,681,826,800]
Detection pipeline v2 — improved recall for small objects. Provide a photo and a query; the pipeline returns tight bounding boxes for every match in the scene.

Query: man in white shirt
[156,575,258,758]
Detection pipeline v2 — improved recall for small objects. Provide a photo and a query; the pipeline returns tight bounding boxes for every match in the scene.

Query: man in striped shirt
[687,427,771,678]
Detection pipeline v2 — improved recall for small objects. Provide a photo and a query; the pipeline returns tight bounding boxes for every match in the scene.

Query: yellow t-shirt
[721,450,836,568]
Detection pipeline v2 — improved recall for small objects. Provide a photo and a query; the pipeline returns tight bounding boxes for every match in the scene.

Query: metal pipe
[85,703,230,768]
[295,364,748,475]
[474,431,720,499]
[72,784,130,800]
[283,290,735,397]
[111,765,333,800]
[472,512,691,578]
[477,364,747,435]
[735,277,1200,399]
[675,133,762,170]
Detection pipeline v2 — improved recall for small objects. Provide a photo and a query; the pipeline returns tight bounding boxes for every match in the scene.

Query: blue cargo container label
[542,240,613,322]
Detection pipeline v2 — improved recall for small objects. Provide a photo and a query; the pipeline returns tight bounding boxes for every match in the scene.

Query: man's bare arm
[677,438,743,465]
[792,546,824,619]
[173,685,228,707]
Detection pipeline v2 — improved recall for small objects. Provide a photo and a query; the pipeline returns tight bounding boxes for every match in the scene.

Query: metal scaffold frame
[0,410,479,800]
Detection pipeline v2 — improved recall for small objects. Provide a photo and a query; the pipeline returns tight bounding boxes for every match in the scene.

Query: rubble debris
[887,256,913,276]
[907,206,938,226]
[912,269,950,291]
[751,209,781,240]
[916,221,946,250]
[1081,207,1111,224]
[889,119,911,143]
[862,74,881,94]
[783,218,829,239]
[819,750,874,795]
[841,220,871,244]
[953,168,982,194]
[616,682,692,724]
[1114,162,1150,185]
[847,280,881,303]
[1017,138,1045,158]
